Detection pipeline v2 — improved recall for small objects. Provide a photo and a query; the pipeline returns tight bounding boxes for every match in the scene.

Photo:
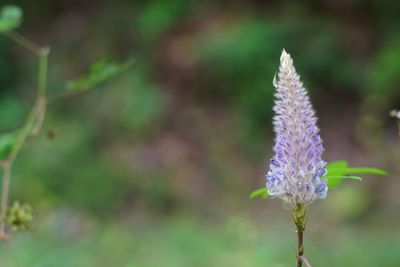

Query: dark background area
[0,0,400,266]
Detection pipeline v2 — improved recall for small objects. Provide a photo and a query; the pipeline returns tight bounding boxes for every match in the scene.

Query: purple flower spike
[266,49,328,207]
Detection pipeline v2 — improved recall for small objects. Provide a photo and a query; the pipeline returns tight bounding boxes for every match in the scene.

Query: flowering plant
[251,50,386,267]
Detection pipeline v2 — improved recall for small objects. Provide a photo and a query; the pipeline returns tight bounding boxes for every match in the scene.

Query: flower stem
[292,204,306,267]
[296,226,304,267]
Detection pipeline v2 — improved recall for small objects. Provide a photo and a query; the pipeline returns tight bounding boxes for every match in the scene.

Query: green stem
[296,226,304,267]
[0,161,11,238]
[38,47,50,96]
[7,98,42,163]
[292,204,306,267]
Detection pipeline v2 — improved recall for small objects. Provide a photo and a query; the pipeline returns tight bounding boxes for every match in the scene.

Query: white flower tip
[280,48,289,60]
[280,49,294,69]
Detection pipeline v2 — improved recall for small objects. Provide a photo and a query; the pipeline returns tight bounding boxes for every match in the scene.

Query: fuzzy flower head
[266,49,327,207]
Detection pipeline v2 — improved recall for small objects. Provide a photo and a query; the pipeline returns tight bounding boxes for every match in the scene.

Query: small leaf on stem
[65,58,135,91]
[0,132,18,161]
[324,160,387,188]
[249,187,269,199]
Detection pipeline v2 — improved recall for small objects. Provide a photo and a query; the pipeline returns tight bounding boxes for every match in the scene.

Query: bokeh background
[1,0,400,266]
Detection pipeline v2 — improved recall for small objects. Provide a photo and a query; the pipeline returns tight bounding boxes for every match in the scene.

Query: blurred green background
[1,0,400,266]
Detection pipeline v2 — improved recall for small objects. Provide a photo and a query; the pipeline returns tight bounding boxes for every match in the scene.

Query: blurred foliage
[0,5,22,32]
[137,0,195,42]
[366,36,400,97]
[0,0,399,265]
[66,58,135,92]
[0,217,399,267]
[0,96,26,130]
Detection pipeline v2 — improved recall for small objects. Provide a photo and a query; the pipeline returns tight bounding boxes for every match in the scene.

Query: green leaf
[0,131,18,160]
[66,58,135,91]
[249,187,269,199]
[324,160,387,188]
[325,161,349,187]
[325,175,362,181]
[326,160,348,174]
[342,167,387,176]
[0,5,23,32]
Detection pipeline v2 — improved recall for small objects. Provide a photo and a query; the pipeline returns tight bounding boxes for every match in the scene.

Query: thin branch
[31,97,47,136]
[0,161,11,239]
[300,255,312,267]
[4,30,42,55]
[38,47,50,96]
[7,98,42,163]
[0,30,49,239]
